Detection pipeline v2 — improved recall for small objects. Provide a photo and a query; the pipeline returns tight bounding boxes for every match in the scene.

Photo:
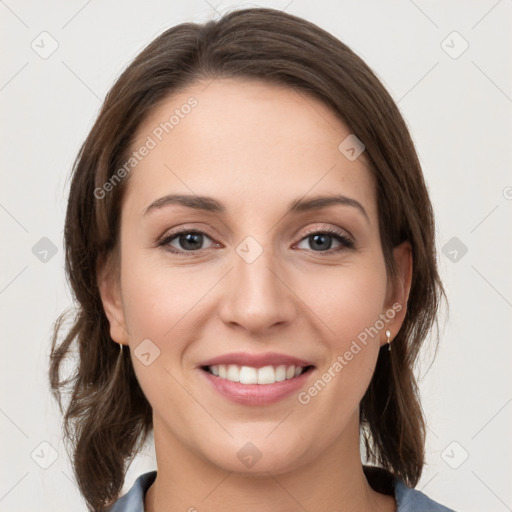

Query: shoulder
[394,478,458,512]
[362,465,458,512]
[107,470,157,512]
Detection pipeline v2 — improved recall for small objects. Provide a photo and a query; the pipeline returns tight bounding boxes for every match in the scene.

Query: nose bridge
[218,235,295,332]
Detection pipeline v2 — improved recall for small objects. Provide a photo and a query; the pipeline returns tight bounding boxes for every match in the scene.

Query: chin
[198,433,310,476]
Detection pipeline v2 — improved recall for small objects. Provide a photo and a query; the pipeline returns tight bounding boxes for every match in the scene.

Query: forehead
[125,78,376,222]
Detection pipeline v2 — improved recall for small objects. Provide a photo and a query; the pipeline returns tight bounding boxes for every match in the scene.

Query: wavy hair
[49,7,446,511]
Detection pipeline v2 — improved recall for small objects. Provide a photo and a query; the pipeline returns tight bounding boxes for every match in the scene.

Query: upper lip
[198,351,315,369]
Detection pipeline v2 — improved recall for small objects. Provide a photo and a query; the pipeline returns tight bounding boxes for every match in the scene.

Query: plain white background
[1,1,511,511]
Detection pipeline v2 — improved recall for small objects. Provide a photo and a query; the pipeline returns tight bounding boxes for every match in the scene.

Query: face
[99,78,411,475]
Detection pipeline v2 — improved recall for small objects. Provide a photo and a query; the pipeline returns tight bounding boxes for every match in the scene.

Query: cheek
[294,258,388,405]
[298,258,388,346]
[126,277,175,328]
[120,240,389,357]
[118,220,209,336]
[118,253,209,418]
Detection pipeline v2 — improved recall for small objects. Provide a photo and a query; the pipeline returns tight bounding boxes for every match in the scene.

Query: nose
[217,242,297,334]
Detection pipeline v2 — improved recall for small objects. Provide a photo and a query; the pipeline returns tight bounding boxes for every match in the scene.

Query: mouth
[201,363,315,385]
[197,352,316,405]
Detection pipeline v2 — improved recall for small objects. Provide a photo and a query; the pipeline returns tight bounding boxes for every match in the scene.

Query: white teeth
[226,364,240,382]
[275,365,286,382]
[207,364,307,384]
[239,366,258,384]
[258,365,276,384]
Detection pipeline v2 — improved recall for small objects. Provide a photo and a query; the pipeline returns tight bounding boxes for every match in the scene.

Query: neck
[145,412,395,512]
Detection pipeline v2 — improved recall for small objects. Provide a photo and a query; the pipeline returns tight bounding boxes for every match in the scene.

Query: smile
[197,351,316,405]
[203,364,313,385]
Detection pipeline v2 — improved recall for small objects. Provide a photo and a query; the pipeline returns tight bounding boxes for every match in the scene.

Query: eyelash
[157,226,355,256]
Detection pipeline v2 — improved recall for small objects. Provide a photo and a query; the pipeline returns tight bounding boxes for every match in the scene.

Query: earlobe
[97,258,129,346]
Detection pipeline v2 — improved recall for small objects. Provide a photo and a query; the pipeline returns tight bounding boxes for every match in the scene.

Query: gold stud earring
[385,329,392,352]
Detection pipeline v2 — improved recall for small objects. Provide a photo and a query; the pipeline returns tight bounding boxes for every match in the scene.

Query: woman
[49,7,456,512]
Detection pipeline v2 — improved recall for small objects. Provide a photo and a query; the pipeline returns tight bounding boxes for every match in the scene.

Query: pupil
[181,233,202,250]
[311,234,332,251]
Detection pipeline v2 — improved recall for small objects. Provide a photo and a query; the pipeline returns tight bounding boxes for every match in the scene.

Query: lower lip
[200,368,314,406]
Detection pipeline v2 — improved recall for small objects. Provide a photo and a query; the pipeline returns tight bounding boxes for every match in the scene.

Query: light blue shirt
[107,470,457,511]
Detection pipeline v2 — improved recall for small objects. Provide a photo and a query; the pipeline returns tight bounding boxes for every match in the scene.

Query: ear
[381,241,413,347]
[97,254,129,346]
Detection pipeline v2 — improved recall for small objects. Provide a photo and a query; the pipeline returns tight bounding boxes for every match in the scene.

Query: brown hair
[49,7,446,511]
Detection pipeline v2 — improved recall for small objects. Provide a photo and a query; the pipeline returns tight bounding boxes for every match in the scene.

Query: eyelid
[158,223,217,240]
[298,224,353,243]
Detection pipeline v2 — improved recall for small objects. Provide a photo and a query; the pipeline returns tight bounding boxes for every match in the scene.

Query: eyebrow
[143,193,369,222]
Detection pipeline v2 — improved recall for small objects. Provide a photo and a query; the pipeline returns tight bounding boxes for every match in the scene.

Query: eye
[295,227,354,253]
[157,226,355,255]
[158,230,217,253]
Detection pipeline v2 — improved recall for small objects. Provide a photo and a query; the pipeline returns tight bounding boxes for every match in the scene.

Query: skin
[99,78,412,512]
